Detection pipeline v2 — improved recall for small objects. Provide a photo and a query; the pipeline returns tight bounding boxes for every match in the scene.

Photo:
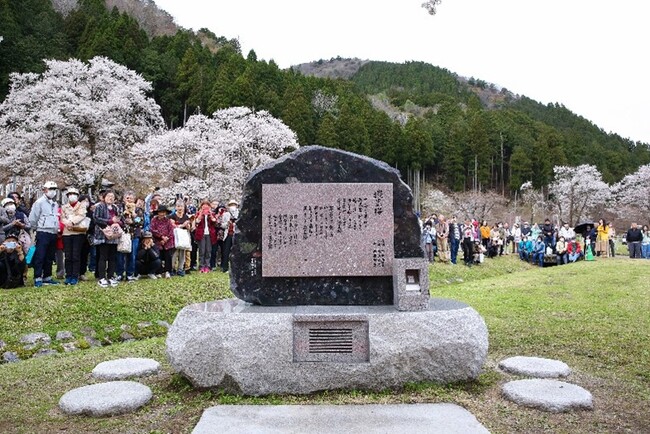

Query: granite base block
[166,298,488,395]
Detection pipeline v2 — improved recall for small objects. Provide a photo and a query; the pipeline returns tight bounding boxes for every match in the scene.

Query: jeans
[533,252,544,267]
[450,238,460,264]
[33,231,58,281]
[642,243,650,259]
[556,252,568,265]
[116,237,140,277]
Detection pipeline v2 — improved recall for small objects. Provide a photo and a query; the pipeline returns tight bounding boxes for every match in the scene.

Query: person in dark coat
[136,231,162,278]
[625,222,643,258]
[0,231,26,289]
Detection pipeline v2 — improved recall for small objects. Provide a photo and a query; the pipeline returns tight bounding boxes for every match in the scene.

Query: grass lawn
[0,256,648,433]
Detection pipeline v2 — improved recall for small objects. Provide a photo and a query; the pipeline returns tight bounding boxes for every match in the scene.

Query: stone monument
[167,146,488,395]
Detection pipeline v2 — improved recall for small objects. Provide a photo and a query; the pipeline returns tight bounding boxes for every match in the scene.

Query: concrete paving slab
[192,403,490,434]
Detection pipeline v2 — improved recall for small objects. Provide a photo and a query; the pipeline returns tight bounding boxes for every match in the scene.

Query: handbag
[70,217,91,233]
[117,232,132,253]
[19,229,32,252]
[174,227,192,250]
[102,223,124,241]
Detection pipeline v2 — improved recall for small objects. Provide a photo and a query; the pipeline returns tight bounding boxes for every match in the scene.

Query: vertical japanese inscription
[262,183,394,277]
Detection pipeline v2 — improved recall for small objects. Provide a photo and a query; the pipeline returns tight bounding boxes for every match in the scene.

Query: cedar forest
[1,0,649,196]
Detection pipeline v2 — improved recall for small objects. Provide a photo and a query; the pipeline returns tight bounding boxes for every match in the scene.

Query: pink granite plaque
[262,183,394,277]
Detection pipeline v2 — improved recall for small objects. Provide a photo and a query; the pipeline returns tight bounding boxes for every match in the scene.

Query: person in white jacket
[558,222,575,241]
[28,181,61,287]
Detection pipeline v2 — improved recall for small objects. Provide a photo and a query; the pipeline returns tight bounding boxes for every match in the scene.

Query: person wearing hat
[60,188,89,285]
[219,199,239,272]
[136,231,161,278]
[0,231,26,289]
[28,181,61,287]
[149,204,175,278]
[92,190,123,288]
[2,197,30,242]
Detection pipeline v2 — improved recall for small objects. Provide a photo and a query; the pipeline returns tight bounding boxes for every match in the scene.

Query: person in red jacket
[567,239,583,262]
[149,205,175,278]
[194,200,218,273]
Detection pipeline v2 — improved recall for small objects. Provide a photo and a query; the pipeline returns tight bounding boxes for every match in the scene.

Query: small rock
[2,351,20,363]
[23,344,37,351]
[137,322,152,329]
[120,324,131,331]
[156,320,170,329]
[58,381,153,416]
[102,337,113,345]
[0,339,6,351]
[32,348,58,358]
[62,343,78,352]
[84,337,102,348]
[104,326,115,333]
[19,332,51,346]
[120,332,134,342]
[56,331,75,341]
[80,327,96,337]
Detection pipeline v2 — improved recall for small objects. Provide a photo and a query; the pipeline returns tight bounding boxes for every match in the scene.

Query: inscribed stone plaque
[262,183,394,277]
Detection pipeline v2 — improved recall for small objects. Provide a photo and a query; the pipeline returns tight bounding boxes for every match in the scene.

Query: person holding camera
[0,231,26,289]
[136,231,161,278]
[194,200,218,273]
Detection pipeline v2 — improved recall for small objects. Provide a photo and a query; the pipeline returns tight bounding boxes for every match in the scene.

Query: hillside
[1,0,649,194]
[52,0,177,37]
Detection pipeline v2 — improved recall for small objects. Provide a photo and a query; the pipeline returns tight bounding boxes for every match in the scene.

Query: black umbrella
[574,221,595,235]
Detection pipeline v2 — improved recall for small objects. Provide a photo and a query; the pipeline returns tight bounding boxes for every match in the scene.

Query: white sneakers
[98,278,119,287]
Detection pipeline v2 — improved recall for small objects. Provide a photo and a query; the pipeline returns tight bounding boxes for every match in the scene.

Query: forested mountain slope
[1,0,648,193]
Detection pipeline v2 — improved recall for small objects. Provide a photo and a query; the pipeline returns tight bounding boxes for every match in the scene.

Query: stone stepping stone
[193,404,490,434]
[502,379,593,412]
[498,356,571,378]
[59,381,152,416]
[92,357,161,380]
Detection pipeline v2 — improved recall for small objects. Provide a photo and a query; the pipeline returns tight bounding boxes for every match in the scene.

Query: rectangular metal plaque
[262,183,394,277]
[293,320,369,363]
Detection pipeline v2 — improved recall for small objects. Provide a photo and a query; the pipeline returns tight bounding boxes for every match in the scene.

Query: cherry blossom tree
[0,56,164,189]
[131,107,299,201]
[548,165,611,226]
[611,163,650,221]
[520,181,548,224]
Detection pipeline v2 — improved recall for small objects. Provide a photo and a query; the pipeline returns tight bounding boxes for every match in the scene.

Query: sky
[153,0,650,144]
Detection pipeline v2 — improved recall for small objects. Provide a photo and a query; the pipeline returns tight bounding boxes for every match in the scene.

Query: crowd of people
[420,214,650,268]
[0,181,239,289]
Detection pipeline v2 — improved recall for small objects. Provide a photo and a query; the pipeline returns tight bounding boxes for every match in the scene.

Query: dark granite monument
[167,146,488,395]
[230,145,422,305]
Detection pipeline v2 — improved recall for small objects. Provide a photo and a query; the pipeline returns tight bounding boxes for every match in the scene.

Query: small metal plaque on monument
[262,183,394,277]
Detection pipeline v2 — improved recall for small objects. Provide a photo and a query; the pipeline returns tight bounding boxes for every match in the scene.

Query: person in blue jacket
[532,235,546,267]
